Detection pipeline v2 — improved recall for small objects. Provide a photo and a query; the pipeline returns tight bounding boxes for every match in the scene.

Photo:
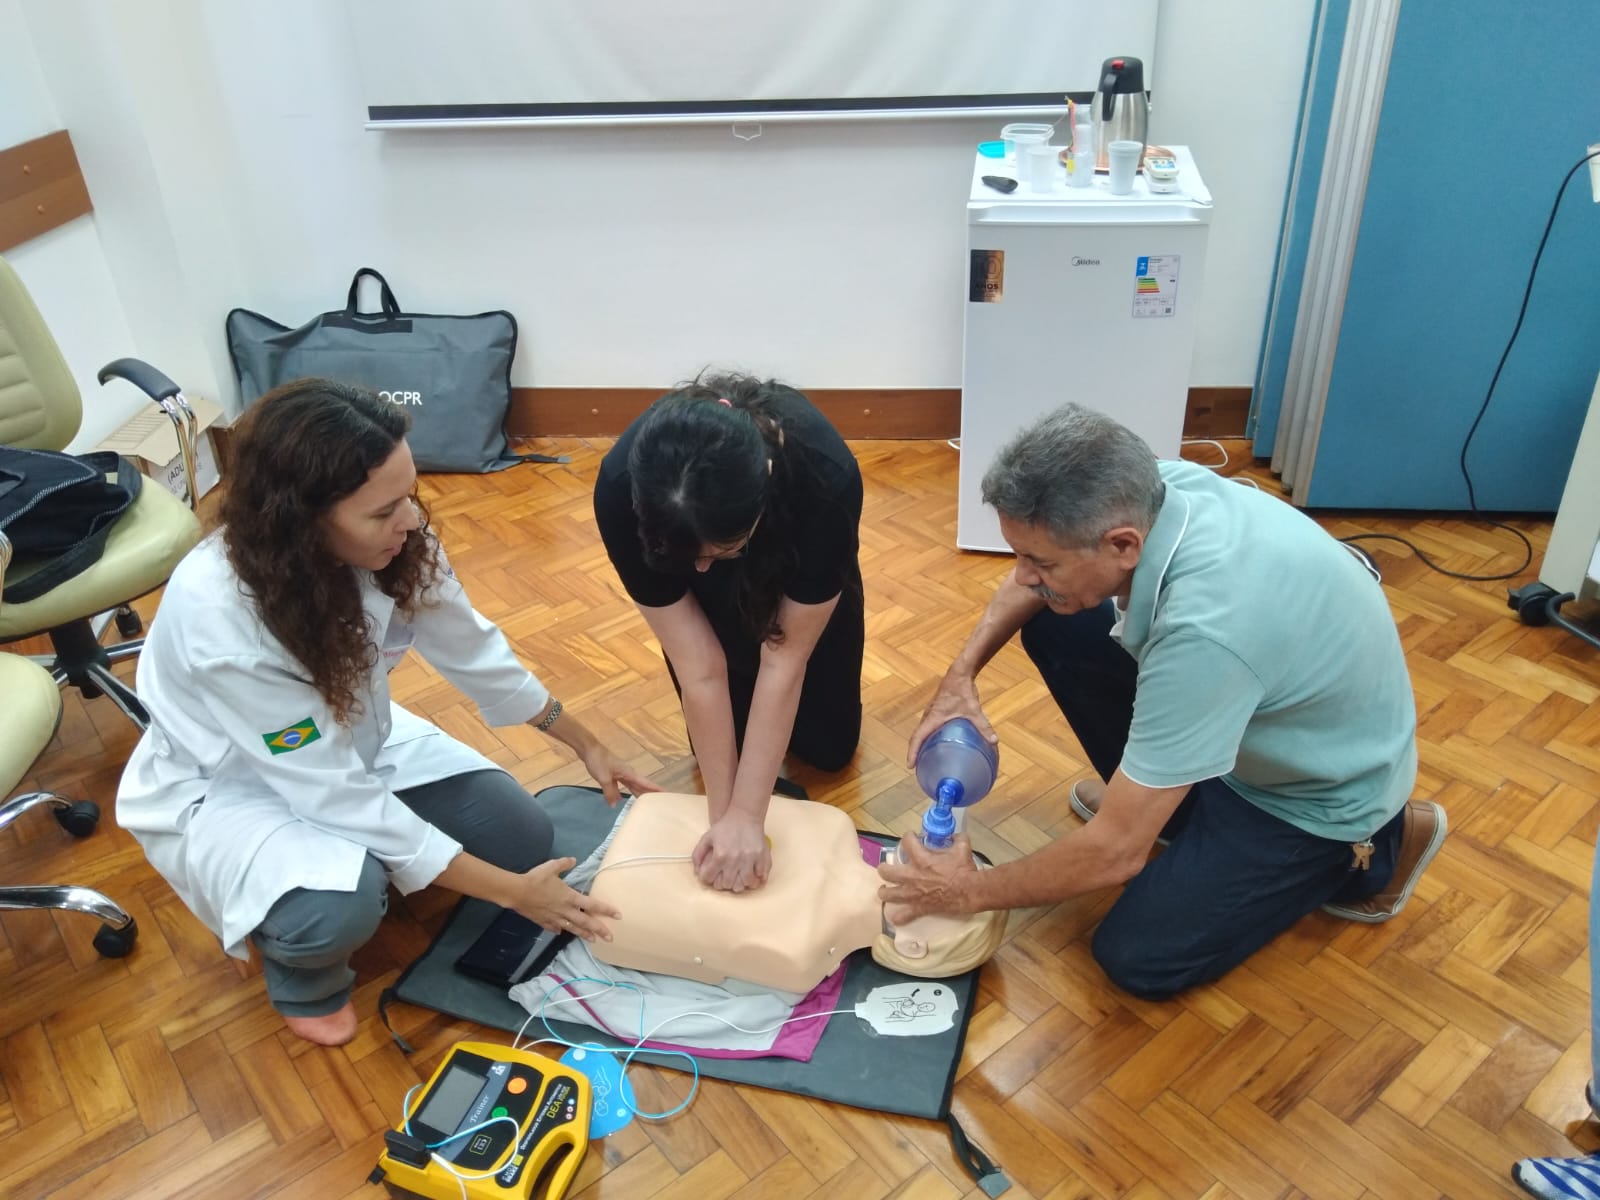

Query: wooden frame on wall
[0,131,92,253]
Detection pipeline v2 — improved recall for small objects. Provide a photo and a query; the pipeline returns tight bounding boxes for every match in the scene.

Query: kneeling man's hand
[879,833,978,924]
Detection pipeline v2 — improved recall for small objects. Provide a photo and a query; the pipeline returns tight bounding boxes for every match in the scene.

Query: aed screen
[415,1064,484,1134]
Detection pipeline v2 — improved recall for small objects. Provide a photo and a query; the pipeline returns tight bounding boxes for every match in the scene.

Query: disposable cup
[1019,142,1058,192]
[1107,140,1142,194]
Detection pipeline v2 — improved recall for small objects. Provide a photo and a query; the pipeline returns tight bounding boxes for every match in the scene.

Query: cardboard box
[97,394,227,505]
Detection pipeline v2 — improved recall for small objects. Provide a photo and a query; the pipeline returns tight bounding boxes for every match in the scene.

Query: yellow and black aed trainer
[370,1041,591,1200]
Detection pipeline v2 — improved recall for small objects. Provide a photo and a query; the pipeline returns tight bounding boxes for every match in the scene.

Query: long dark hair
[628,372,816,643]
[218,378,442,724]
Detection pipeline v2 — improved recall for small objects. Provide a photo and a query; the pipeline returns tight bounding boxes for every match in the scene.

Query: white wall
[1152,0,1316,385]
[15,0,1316,412]
[19,0,238,415]
[0,0,146,452]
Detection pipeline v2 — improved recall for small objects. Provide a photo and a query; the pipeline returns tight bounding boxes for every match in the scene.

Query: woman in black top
[594,373,864,894]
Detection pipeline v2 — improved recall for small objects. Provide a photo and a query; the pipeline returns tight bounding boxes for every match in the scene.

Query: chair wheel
[53,800,101,838]
[115,607,143,637]
[93,918,138,958]
[1508,582,1559,627]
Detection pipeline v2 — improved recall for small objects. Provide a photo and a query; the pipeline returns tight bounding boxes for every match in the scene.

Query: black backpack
[0,447,143,605]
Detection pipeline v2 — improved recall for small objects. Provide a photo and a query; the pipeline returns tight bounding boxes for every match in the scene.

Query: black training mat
[386,785,983,1122]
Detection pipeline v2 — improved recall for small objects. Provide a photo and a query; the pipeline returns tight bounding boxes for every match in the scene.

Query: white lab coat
[118,534,550,959]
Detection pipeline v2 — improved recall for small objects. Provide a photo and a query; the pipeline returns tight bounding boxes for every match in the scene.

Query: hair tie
[716,397,733,407]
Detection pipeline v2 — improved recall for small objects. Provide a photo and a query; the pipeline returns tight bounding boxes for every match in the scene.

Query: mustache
[1029,583,1068,604]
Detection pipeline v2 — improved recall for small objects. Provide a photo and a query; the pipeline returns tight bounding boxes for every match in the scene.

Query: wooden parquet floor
[3,436,1599,1199]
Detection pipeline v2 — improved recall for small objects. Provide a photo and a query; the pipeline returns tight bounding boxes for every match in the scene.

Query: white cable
[591,853,694,876]
[430,1147,522,1200]
[519,976,863,1126]
[435,1160,467,1200]
[1179,437,1270,491]
[398,1089,522,1200]
[513,984,620,1052]
[946,438,961,451]
[1180,438,1229,470]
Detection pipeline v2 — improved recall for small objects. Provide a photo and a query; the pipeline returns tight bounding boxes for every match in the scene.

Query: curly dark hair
[628,371,829,644]
[218,378,442,724]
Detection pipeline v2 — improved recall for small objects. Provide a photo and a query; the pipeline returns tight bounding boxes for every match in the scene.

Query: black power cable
[1339,147,1600,582]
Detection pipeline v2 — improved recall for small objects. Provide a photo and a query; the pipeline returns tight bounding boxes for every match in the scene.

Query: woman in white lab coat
[118,379,655,1046]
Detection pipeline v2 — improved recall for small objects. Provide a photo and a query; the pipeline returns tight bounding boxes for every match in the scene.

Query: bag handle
[346,268,402,318]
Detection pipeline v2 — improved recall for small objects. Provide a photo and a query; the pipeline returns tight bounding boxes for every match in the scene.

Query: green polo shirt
[1114,461,1417,840]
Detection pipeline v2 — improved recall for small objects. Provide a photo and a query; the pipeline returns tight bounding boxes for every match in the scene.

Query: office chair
[0,254,203,729]
[0,530,138,957]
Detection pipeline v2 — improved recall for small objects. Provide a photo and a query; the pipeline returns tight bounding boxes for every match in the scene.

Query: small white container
[1000,122,1052,164]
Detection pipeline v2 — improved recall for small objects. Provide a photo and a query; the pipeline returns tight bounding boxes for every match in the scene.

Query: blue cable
[400,976,714,1139]
[536,975,702,1120]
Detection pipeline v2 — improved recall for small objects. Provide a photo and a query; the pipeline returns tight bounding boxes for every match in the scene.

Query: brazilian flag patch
[262,718,322,755]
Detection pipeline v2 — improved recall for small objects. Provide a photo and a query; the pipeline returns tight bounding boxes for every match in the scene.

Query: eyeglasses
[692,514,762,569]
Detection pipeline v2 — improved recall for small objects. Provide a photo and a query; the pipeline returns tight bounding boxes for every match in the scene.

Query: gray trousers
[249,769,553,1017]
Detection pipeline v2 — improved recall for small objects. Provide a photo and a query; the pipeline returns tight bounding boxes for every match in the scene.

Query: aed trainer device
[371,1041,591,1200]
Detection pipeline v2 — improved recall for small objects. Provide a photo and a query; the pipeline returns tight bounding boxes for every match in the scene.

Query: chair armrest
[97,359,179,402]
[96,359,201,514]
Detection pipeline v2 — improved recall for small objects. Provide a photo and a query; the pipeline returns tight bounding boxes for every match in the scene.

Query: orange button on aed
[507,1076,528,1095]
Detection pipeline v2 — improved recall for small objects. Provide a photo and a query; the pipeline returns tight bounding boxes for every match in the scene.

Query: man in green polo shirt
[880,403,1445,999]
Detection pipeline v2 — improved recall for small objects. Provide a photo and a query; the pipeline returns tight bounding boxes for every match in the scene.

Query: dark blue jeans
[1019,602,1405,1000]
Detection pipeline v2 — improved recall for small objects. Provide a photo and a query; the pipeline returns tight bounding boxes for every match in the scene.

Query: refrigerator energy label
[1132,255,1180,318]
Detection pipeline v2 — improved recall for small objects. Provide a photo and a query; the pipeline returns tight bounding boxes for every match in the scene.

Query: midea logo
[1071,256,1101,266]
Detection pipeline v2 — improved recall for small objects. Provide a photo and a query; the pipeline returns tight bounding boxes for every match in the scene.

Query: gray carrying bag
[225,268,566,473]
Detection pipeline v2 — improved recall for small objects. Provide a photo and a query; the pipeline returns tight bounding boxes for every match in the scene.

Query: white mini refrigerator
[958,145,1213,551]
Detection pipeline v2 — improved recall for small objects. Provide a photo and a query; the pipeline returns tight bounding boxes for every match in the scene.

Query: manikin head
[585,793,1003,994]
[870,897,1007,981]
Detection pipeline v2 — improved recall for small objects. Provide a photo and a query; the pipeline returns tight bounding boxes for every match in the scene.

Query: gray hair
[980,404,1165,547]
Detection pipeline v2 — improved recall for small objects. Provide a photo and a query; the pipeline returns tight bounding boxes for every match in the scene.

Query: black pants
[666,591,864,773]
[1020,602,1405,1000]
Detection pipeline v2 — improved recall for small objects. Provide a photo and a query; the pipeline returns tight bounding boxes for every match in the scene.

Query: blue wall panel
[1252,0,1345,449]
[1302,1,1600,511]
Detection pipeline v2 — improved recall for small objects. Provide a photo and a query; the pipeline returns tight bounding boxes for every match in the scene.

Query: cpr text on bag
[379,391,423,405]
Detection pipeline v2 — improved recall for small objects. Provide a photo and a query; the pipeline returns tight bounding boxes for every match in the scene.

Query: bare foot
[283,1000,358,1046]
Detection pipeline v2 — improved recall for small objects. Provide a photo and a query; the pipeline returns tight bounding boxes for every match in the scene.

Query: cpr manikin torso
[587,792,1005,993]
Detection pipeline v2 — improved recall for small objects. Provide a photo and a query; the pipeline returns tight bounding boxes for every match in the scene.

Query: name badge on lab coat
[381,624,416,672]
